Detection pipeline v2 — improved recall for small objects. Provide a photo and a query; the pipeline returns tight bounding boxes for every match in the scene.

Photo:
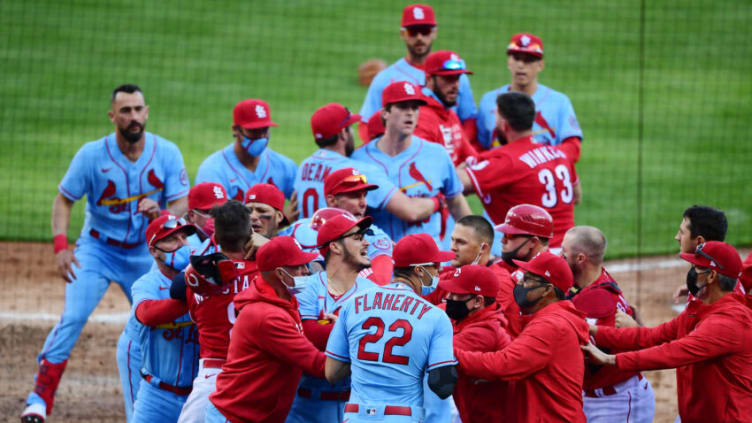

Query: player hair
[315,133,339,149]
[683,205,727,241]
[111,84,142,102]
[566,226,607,264]
[210,200,251,252]
[393,266,416,281]
[717,274,738,292]
[483,296,496,307]
[551,285,566,300]
[496,91,535,131]
[456,215,494,244]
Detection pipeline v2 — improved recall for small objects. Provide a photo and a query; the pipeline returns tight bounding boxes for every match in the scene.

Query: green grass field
[1,0,750,258]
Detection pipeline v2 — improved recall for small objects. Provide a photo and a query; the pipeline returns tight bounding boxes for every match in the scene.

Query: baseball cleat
[20,403,46,423]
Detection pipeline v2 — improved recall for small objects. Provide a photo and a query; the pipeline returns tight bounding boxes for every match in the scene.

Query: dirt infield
[1,241,747,422]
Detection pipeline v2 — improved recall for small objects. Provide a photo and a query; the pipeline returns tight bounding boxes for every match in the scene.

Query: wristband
[53,234,69,254]
[431,197,441,213]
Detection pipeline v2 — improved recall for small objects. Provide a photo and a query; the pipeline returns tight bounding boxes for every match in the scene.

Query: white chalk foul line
[0,312,129,324]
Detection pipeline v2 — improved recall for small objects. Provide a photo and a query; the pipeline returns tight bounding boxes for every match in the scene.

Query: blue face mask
[241,135,268,157]
[164,245,192,271]
[419,266,439,296]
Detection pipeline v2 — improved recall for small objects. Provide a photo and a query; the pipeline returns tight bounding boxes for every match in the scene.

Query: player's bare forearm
[573,181,582,205]
[447,194,471,220]
[51,193,74,237]
[324,357,350,384]
[166,196,188,219]
[385,192,434,222]
[284,190,300,224]
[457,167,475,195]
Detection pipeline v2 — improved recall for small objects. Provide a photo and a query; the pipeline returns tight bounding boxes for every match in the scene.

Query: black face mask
[501,238,530,267]
[686,267,705,296]
[513,284,545,310]
[445,298,472,321]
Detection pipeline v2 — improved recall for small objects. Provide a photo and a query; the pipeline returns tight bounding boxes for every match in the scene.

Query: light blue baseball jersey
[195,143,297,202]
[281,217,393,260]
[131,267,200,388]
[59,132,189,245]
[295,272,377,391]
[294,149,399,219]
[351,137,462,247]
[325,282,456,410]
[476,83,583,150]
[360,58,476,123]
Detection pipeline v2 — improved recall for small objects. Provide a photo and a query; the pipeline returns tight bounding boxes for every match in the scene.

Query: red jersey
[596,293,752,422]
[452,303,513,423]
[489,260,524,337]
[414,94,478,166]
[568,268,640,390]
[455,300,589,423]
[186,259,258,359]
[210,275,326,423]
[465,136,577,247]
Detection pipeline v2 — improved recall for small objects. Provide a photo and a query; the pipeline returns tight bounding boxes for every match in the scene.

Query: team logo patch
[248,194,257,200]
[482,194,492,204]
[413,7,424,19]
[374,238,391,250]
[545,270,551,277]
[521,35,531,46]
[474,285,481,292]
[404,82,415,95]
[454,268,461,277]
[366,407,378,416]
[255,104,267,118]
[213,186,225,199]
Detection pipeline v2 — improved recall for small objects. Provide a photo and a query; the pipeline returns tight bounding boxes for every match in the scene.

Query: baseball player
[206,236,325,423]
[352,81,472,250]
[195,99,298,210]
[21,84,190,423]
[359,4,476,141]
[561,226,655,422]
[176,200,259,423]
[459,91,578,249]
[295,102,444,224]
[454,252,589,423]
[475,32,583,161]
[437,265,511,422]
[414,50,478,166]
[324,233,458,423]
[583,241,752,422]
[130,215,200,422]
[286,214,378,423]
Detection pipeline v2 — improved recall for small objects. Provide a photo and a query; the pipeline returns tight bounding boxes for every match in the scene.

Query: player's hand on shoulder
[244,232,270,260]
[284,190,299,224]
[137,198,161,221]
[56,249,81,283]
[321,312,338,323]
[581,342,615,366]
[614,310,639,328]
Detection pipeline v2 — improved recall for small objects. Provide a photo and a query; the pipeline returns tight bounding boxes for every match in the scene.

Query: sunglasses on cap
[441,58,467,71]
[162,217,186,229]
[405,25,433,37]
[338,108,354,127]
[696,243,724,270]
[321,226,374,248]
[343,173,368,184]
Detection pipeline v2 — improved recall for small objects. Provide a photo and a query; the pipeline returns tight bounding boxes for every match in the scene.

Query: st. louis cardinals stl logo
[97,169,165,213]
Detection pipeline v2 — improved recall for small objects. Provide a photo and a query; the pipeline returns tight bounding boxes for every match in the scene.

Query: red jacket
[596,293,752,423]
[209,275,326,423]
[490,260,523,336]
[414,94,478,166]
[455,300,588,423]
[452,303,513,423]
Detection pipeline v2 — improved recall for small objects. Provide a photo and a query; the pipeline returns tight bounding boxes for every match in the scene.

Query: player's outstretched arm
[446,194,471,220]
[455,165,475,195]
[385,191,437,222]
[166,196,188,219]
[324,357,350,384]
[427,365,458,399]
[52,193,80,282]
[284,190,300,224]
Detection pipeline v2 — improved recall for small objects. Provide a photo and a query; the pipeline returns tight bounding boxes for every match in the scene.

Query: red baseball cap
[145,214,196,248]
[367,110,385,141]
[311,207,354,231]
[393,233,455,267]
[514,252,574,292]
[381,81,427,108]
[316,214,373,254]
[324,168,378,196]
[401,4,436,27]
[438,264,500,297]
[233,99,278,129]
[244,183,288,225]
[256,235,319,271]
[507,33,544,59]
[495,204,554,239]
[425,50,473,76]
[680,241,743,279]
[188,182,228,210]
[311,103,361,141]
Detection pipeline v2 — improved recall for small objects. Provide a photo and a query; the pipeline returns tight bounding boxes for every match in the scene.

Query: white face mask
[278,268,308,295]
[471,242,488,265]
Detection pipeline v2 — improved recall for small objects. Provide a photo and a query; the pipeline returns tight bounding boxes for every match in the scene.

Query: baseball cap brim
[285,249,320,267]
[151,225,197,247]
[437,277,472,295]
[431,69,474,76]
[384,96,428,108]
[679,252,710,269]
[495,223,529,235]
[512,259,542,278]
[331,183,379,195]
[238,120,279,129]
[427,250,456,264]
[507,48,543,59]
[342,113,362,129]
